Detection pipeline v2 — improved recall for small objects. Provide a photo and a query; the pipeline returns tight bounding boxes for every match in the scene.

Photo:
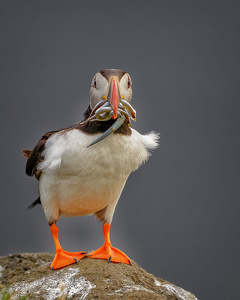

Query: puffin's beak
[107,77,120,119]
[88,76,125,147]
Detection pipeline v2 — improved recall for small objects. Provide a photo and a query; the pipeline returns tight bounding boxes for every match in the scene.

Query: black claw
[81,251,87,254]
[108,256,112,263]
[51,266,54,270]
[129,259,131,265]
[74,258,78,264]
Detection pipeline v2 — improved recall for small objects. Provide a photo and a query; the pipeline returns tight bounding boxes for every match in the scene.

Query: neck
[76,105,132,135]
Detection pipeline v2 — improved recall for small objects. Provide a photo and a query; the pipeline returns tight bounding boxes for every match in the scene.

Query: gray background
[0,1,239,299]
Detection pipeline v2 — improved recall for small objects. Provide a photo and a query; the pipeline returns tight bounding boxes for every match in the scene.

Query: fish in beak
[88,114,126,147]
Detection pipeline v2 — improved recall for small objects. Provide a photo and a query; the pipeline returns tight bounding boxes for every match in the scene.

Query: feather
[28,196,41,210]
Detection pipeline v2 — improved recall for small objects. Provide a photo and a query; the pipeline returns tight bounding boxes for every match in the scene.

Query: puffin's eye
[92,77,97,88]
[128,78,131,88]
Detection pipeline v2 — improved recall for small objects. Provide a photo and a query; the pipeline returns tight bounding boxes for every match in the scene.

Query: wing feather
[23,131,60,179]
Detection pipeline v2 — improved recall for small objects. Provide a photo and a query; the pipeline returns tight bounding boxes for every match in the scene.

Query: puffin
[23,69,159,270]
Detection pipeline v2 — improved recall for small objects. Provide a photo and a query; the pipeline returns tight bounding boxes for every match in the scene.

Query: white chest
[39,128,155,176]
[39,128,159,218]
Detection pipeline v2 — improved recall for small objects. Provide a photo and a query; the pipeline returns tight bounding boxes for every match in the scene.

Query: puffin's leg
[88,223,130,265]
[50,223,86,270]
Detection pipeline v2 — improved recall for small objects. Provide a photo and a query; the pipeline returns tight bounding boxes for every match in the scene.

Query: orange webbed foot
[88,223,131,265]
[49,223,86,270]
[88,243,130,264]
[51,249,86,270]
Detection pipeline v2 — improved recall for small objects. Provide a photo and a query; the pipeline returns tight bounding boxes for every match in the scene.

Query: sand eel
[23,69,159,270]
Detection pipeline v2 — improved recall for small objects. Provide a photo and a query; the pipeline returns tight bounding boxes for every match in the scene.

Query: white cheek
[123,88,132,103]
[89,75,108,108]
[90,87,106,108]
[119,85,132,103]
[119,75,133,103]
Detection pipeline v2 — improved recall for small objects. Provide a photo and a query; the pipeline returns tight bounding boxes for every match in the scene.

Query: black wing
[23,130,60,179]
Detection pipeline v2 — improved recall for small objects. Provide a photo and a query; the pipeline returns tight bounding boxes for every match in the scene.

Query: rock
[0,253,197,299]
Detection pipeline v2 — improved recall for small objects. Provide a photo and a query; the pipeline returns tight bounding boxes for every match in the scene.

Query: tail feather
[28,197,41,210]
[22,150,32,158]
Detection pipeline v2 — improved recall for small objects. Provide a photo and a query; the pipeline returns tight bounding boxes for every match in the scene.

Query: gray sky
[0,1,239,299]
